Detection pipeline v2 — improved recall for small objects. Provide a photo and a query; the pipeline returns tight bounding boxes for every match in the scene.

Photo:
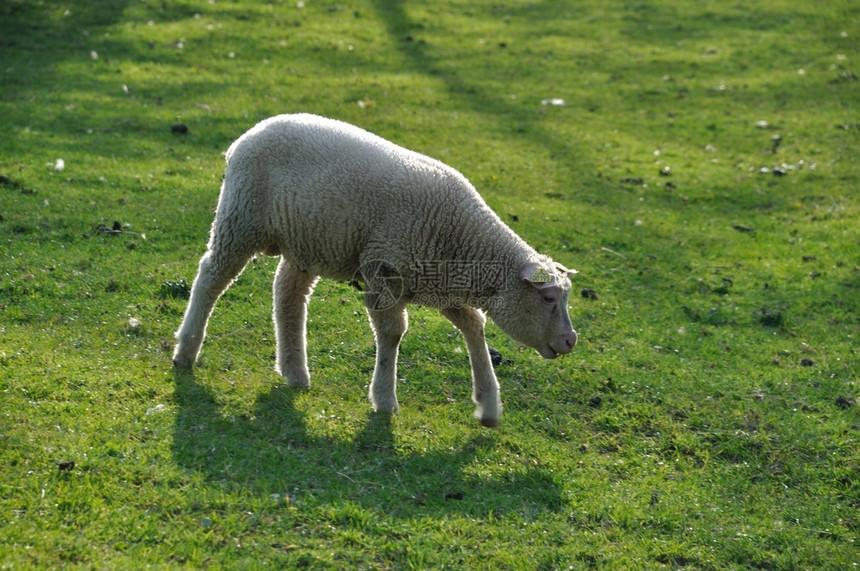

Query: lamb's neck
[433,204,535,298]
[458,204,534,265]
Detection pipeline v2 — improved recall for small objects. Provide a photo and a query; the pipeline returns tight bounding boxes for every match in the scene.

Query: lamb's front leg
[272,259,318,387]
[441,307,501,427]
[366,302,408,414]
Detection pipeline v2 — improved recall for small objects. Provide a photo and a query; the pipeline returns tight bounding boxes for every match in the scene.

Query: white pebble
[146,403,166,416]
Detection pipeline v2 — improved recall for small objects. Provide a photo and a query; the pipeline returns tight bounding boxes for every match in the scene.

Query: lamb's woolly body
[218,114,538,284]
[174,114,577,426]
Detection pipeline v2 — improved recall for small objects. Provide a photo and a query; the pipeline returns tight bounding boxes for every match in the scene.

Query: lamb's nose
[565,330,578,350]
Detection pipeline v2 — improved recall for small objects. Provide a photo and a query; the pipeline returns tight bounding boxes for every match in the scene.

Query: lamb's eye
[542,295,556,304]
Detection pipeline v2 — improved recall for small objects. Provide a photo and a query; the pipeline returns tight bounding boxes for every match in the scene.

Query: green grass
[1,0,858,568]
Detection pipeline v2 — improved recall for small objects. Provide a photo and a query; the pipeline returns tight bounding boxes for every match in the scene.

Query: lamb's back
[223,114,480,278]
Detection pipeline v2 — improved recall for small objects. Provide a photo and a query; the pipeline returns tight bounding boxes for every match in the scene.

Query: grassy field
[1,0,858,568]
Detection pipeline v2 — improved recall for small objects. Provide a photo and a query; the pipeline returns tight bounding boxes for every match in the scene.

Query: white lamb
[173,113,577,426]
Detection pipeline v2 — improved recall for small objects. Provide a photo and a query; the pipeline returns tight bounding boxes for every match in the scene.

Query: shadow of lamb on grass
[170,369,564,518]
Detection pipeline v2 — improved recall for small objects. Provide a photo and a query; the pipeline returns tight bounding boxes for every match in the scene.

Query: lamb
[172,113,578,426]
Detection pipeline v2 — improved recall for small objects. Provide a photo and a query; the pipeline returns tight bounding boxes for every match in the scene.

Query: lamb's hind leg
[440,306,501,427]
[173,245,255,368]
[273,258,318,387]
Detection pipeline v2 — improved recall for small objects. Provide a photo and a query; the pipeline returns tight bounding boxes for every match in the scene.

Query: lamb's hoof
[475,403,501,428]
[279,366,311,388]
[371,400,400,415]
[284,375,310,389]
[172,357,193,370]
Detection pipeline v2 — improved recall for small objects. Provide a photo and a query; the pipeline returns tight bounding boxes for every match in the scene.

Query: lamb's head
[485,260,578,359]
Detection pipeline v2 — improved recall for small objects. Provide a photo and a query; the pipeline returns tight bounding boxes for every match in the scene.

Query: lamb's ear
[521,263,555,289]
[554,262,579,276]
